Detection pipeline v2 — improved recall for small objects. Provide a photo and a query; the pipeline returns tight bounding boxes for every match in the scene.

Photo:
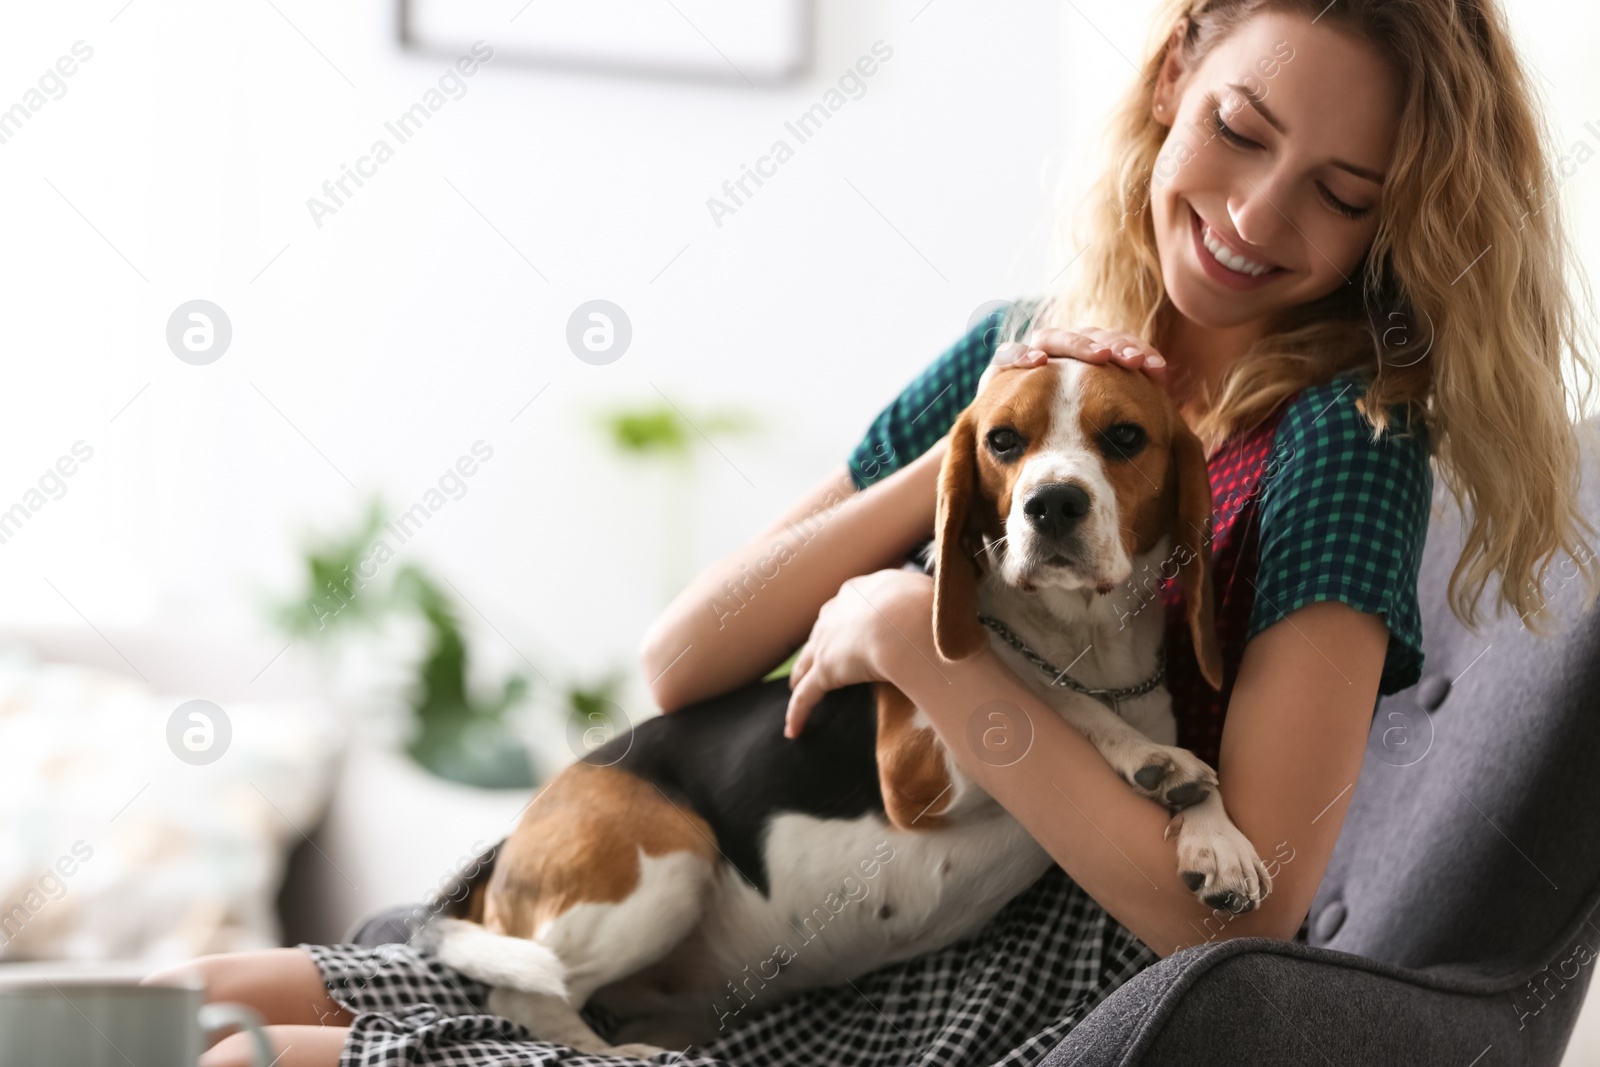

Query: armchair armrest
[1042,937,1591,1067]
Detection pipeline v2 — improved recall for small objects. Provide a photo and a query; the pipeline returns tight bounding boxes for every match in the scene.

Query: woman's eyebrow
[1224,80,1388,184]
[1225,81,1288,134]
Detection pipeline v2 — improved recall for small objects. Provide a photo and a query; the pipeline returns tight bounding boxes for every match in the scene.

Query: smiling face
[1149,10,1402,330]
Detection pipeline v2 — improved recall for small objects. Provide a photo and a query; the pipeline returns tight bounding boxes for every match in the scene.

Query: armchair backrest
[1309,423,1600,1002]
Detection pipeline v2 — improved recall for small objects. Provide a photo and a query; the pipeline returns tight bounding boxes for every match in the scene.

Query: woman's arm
[868,577,1386,957]
[639,444,949,712]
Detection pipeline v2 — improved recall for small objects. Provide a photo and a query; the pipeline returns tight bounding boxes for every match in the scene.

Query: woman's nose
[1229,172,1290,250]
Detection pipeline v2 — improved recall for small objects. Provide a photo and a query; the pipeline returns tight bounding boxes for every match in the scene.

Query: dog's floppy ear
[1171,422,1223,690]
[933,409,988,661]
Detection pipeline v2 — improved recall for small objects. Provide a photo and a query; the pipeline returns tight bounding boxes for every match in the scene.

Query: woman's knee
[201,1023,348,1067]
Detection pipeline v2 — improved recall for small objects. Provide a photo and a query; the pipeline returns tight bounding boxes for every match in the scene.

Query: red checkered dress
[1160,406,1292,772]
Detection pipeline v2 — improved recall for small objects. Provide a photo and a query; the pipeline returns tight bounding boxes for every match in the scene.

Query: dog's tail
[427,917,568,998]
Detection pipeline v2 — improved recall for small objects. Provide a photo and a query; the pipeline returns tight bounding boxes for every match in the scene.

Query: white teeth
[1201,225,1272,277]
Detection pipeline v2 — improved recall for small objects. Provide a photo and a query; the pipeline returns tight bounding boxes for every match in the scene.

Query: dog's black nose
[1023,482,1091,538]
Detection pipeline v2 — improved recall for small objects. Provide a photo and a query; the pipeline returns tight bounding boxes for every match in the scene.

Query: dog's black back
[584,678,885,896]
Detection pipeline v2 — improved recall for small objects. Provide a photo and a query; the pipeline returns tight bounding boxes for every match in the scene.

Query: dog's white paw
[1171,802,1273,914]
[1109,738,1219,811]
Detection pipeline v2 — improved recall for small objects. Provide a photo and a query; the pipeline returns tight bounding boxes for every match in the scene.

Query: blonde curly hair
[1034,0,1599,629]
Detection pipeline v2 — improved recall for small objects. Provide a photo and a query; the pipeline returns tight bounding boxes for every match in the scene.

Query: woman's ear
[933,410,988,661]
[1171,422,1223,689]
[1151,17,1191,125]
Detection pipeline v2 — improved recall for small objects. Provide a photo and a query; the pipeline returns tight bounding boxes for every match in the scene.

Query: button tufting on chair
[1312,899,1348,942]
[1415,673,1451,711]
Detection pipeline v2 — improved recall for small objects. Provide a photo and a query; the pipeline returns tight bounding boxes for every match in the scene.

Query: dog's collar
[977,613,1166,715]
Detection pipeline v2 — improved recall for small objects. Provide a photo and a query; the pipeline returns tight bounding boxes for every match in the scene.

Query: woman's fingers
[1085,329,1167,370]
[784,673,821,738]
[786,637,823,735]
[1138,352,1168,383]
[1027,328,1115,362]
[991,342,1049,371]
[1024,328,1167,380]
[787,642,813,690]
[993,328,1167,384]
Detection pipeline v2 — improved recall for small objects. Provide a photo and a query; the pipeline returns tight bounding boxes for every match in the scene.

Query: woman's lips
[1188,205,1285,291]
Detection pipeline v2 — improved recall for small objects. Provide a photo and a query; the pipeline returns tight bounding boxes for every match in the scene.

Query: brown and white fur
[426,358,1273,1055]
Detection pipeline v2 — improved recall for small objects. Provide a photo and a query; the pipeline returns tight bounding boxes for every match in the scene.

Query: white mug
[0,968,273,1066]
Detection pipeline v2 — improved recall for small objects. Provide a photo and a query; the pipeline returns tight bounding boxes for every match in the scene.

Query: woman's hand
[784,567,933,739]
[995,326,1167,383]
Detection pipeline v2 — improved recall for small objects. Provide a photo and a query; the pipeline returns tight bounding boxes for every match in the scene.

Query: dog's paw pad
[1180,870,1206,892]
[1164,781,1211,810]
[1203,888,1255,914]
[1117,744,1217,807]
[1133,763,1170,791]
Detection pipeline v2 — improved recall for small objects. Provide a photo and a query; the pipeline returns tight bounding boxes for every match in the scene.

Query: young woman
[151,1,1596,1064]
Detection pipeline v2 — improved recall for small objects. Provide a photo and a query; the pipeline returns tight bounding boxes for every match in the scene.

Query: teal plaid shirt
[846,304,1432,694]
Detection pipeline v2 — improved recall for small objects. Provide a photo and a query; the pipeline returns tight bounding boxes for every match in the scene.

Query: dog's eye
[986,427,1024,458]
[1100,423,1147,459]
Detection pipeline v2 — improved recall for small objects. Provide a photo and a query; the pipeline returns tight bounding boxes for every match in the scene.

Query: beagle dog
[428,357,1273,1055]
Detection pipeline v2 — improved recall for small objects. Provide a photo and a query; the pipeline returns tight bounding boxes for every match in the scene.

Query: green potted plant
[267,499,536,789]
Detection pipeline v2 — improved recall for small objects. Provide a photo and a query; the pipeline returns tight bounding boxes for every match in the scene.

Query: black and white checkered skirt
[301,864,1159,1067]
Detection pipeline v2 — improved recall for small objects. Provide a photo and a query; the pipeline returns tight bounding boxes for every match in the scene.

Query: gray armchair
[350,430,1600,1066]
[1040,425,1600,1066]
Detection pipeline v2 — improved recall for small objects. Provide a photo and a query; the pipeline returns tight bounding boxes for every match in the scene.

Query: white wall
[0,0,1594,711]
[0,0,1083,700]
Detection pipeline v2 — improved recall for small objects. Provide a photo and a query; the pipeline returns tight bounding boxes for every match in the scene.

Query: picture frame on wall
[400,0,812,86]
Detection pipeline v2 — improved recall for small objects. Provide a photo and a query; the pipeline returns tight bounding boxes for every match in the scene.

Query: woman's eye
[986,428,1023,456]
[1318,183,1371,220]
[1211,109,1259,149]
[1100,423,1147,458]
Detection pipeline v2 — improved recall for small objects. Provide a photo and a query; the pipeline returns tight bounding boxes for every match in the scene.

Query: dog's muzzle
[1022,481,1090,542]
